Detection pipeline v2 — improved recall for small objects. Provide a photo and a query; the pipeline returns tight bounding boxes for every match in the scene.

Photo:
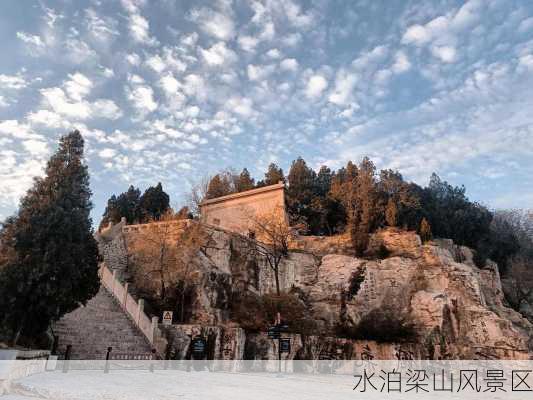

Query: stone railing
[98,263,165,352]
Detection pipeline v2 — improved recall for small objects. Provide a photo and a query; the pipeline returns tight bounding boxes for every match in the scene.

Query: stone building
[199,182,287,235]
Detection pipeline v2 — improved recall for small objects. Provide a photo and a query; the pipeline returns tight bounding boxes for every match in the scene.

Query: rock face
[96,221,533,360]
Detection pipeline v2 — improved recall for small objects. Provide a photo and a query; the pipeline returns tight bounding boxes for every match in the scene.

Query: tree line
[99,155,532,274]
[203,157,532,273]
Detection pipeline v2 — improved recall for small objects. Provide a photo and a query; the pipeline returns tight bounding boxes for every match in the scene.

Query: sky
[0,0,532,224]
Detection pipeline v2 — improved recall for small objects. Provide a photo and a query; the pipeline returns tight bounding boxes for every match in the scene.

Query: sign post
[162,311,173,326]
[267,313,290,374]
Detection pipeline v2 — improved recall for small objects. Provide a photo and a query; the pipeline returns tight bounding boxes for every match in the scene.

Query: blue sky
[0,0,532,224]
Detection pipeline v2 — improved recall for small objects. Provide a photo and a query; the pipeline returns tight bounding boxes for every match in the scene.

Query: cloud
[127,53,141,66]
[328,70,358,106]
[159,74,180,94]
[200,42,237,66]
[99,148,117,159]
[247,64,274,81]
[402,24,431,46]
[39,74,122,120]
[16,31,46,55]
[182,74,207,102]
[237,35,259,52]
[64,39,98,64]
[27,110,64,128]
[64,72,93,101]
[305,75,328,99]
[226,96,255,117]
[283,1,315,29]
[22,139,49,156]
[266,48,281,59]
[0,74,27,90]
[280,58,298,71]
[85,8,118,44]
[0,120,37,139]
[391,51,411,73]
[401,1,485,64]
[431,46,457,63]
[126,84,158,115]
[121,1,158,46]
[189,7,235,41]
[145,55,166,73]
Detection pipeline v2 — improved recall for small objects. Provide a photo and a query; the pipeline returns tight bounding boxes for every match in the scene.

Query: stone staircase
[53,286,153,359]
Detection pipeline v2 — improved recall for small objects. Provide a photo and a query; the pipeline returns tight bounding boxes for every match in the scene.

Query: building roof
[199,182,285,207]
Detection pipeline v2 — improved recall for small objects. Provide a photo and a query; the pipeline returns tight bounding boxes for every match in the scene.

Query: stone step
[54,286,153,359]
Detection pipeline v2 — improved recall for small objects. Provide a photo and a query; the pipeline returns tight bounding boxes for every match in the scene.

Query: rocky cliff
[97,221,533,360]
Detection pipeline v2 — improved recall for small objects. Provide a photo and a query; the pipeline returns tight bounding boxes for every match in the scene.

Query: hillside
[97,219,533,360]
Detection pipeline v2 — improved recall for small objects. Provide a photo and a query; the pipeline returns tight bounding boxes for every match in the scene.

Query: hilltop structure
[199,182,287,235]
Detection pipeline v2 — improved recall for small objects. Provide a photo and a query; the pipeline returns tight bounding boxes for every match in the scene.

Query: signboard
[279,338,291,354]
[191,336,207,359]
[162,311,173,326]
[267,326,280,339]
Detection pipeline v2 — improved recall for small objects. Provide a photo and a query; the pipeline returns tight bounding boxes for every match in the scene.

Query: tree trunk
[10,315,27,347]
[274,266,281,296]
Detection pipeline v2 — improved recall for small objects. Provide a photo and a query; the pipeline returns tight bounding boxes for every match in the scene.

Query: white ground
[3,362,526,400]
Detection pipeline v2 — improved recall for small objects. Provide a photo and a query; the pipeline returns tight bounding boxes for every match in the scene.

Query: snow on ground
[4,369,356,400]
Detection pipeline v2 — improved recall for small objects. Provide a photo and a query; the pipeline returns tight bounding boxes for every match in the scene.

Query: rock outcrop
[96,221,532,360]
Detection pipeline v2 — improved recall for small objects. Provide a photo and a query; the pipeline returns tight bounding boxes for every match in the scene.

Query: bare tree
[505,256,533,310]
[244,206,292,295]
[186,175,211,218]
[128,211,179,302]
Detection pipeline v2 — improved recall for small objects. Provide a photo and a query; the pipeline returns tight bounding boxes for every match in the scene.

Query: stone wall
[199,183,286,235]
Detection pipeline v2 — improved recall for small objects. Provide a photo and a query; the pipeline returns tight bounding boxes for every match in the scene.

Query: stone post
[123,283,129,308]
[151,316,159,343]
[137,299,144,325]
[111,270,117,294]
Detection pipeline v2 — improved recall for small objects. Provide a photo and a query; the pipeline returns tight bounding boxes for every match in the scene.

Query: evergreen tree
[205,174,233,199]
[114,185,142,224]
[264,163,285,185]
[235,168,255,192]
[385,198,398,227]
[286,157,317,226]
[316,166,332,197]
[140,182,170,221]
[0,130,99,345]
[99,194,120,230]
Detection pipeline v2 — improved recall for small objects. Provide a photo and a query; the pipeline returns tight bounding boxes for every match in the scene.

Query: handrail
[98,263,164,351]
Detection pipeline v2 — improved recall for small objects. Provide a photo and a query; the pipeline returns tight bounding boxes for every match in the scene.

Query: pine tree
[385,198,398,227]
[140,182,170,221]
[206,174,232,199]
[419,217,432,243]
[316,166,332,197]
[0,130,100,345]
[235,168,255,192]
[264,163,285,185]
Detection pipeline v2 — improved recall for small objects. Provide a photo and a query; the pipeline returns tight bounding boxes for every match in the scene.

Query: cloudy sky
[0,0,532,223]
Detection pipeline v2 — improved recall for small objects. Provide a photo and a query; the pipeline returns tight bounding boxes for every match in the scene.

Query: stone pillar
[137,299,144,325]
[111,270,117,294]
[151,317,159,343]
[123,283,129,307]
